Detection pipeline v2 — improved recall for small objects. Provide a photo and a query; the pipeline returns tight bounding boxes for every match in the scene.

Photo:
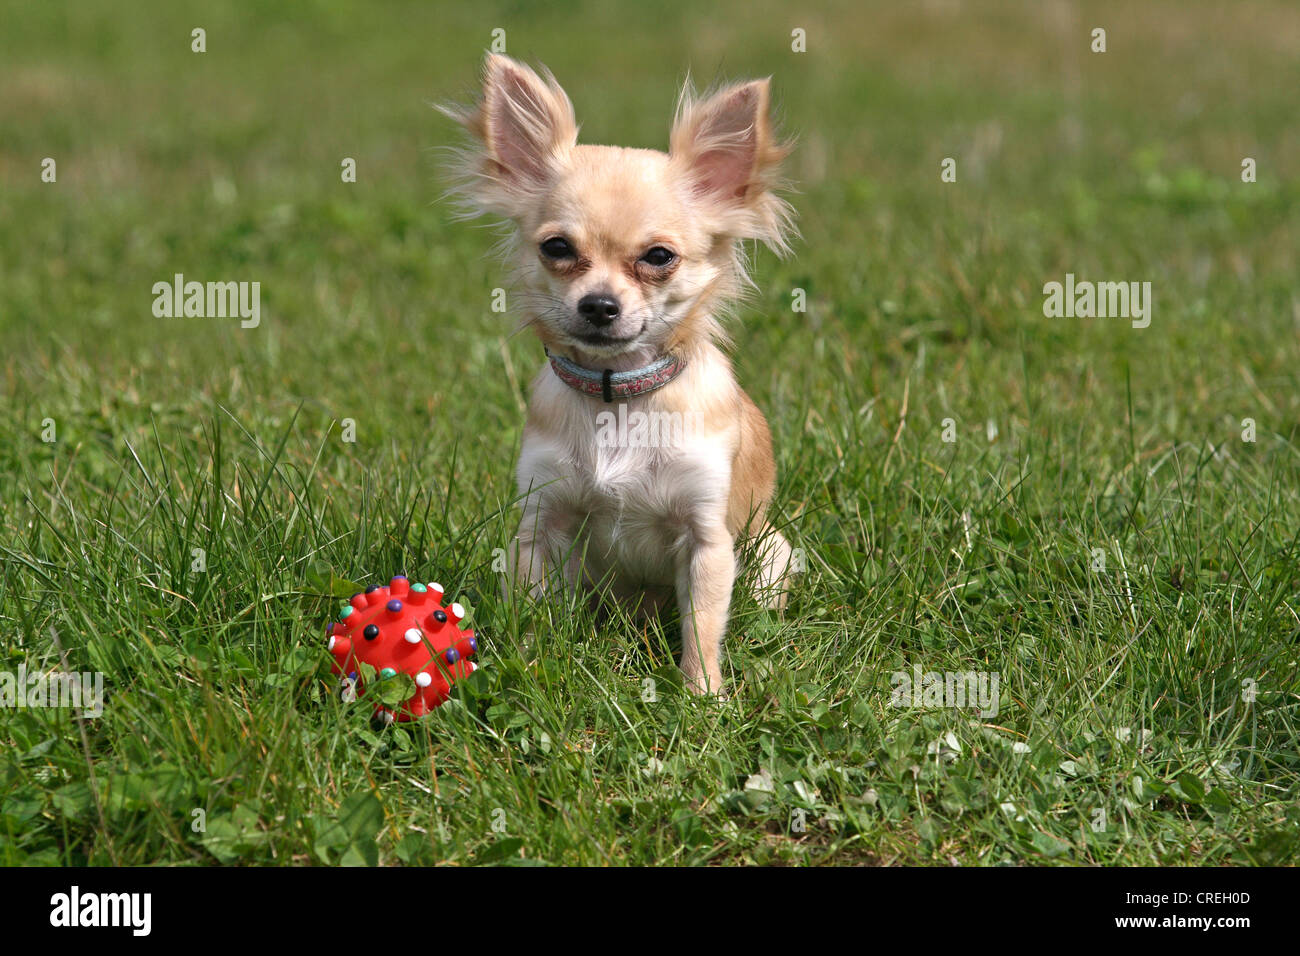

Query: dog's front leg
[509,492,576,602]
[510,524,578,602]
[509,521,549,601]
[676,531,736,695]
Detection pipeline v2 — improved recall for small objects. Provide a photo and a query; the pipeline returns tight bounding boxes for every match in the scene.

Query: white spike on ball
[415,672,432,688]
[404,628,422,644]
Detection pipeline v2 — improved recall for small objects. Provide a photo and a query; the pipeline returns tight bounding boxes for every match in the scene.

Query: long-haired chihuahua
[441,54,796,694]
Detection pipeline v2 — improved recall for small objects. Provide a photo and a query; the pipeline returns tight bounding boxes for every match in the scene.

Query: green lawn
[2,0,1298,865]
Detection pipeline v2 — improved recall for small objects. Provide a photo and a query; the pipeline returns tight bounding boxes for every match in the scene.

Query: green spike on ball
[339,606,354,618]
[410,583,427,593]
[379,667,398,679]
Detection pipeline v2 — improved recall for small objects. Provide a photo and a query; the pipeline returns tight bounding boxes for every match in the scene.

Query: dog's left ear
[670,79,796,255]
[440,54,578,219]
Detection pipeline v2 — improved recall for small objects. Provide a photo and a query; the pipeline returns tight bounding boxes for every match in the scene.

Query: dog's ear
[440,54,578,217]
[669,78,796,256]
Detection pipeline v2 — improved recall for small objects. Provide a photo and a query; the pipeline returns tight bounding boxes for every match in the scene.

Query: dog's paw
[684,669,728,699]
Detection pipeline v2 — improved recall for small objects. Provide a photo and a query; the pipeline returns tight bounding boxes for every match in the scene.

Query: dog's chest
[520,423,731,580]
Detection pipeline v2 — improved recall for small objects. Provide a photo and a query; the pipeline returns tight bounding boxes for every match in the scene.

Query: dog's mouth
[576,332,634,346]
[570,321,646,350]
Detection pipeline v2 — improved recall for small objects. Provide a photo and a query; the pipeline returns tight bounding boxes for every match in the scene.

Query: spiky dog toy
[324,575,478,722]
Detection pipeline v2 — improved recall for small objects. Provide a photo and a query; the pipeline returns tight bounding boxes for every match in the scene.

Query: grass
[2,0,1299,866]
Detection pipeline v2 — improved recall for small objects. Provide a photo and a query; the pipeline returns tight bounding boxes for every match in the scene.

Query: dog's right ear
[439,54,577,217]
[669,78,795,257]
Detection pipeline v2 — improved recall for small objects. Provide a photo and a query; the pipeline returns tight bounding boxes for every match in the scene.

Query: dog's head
[441,54,795,363]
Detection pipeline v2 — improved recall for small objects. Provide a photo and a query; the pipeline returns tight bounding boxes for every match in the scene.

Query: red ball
[326,578,478,721]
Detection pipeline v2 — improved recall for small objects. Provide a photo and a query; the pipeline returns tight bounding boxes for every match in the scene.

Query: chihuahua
[441,54,796,694]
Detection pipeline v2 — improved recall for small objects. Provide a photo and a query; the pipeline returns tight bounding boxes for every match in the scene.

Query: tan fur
[442,55,797,694]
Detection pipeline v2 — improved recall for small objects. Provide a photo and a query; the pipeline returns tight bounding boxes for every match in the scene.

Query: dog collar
[546,349,687,403]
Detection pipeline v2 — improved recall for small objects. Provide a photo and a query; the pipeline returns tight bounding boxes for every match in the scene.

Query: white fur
[514,351,737,599]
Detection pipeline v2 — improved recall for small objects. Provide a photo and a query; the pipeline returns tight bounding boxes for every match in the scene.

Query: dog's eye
[540,237,576,259]
[640,247,676,267]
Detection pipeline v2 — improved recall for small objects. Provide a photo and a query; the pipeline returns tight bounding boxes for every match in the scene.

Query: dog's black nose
[578,293,620,327]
